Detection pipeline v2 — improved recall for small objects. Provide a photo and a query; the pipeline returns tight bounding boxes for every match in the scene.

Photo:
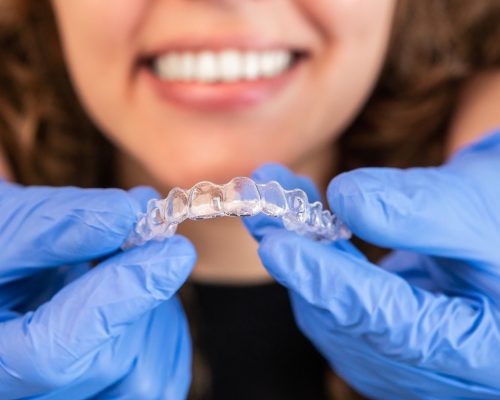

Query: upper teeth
[153,50,292,83]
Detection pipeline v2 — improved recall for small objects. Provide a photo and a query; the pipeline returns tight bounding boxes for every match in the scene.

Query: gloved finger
[327,165,496,262]
[94,299,192,400]
[290,291,500,400]
[258,230,499,388]
[0,183,158,281]
[128,186,160,210]
[243,163,321,242]
[0,266,86,312]
[378,250,442,293]
[36,298,190,399]
[0,236,196,397]
[447,129,500,177]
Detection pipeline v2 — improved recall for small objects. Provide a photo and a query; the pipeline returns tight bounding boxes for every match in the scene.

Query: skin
[46,1,500,283]
[49,0,397,282]
[447,70,500,155]
[50,0,397,186]
[0,4,498,396]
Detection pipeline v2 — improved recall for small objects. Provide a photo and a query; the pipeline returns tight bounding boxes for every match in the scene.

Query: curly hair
[1,3,499,398]
[0,0,113,186]
[1,0,500,187]
[339,0,500,171]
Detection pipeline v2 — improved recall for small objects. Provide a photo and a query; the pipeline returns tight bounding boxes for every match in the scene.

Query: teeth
[154,49,292,83]
[196,51,218,83]
[179,53,195,81]
[243,51,260,80]
[219,50,243,82]
[155,53,180,80]
[260,51,286,78]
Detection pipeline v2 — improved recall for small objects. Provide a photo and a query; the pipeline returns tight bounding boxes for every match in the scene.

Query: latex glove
[244,131,500,399]
[0,183,197,399]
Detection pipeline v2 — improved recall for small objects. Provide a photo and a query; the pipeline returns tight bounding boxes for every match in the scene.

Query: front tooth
[243,51,260,80]
[195,51,218,82]
[219,50,243,82]
[179,53,195,81]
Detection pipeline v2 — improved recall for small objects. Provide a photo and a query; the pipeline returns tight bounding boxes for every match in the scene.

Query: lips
[139,40,309,111]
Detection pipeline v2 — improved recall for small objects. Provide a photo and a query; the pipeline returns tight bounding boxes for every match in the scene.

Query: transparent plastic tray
[123,177,351,249]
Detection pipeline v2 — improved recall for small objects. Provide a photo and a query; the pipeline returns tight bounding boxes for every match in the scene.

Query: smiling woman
[1,0,500,399]
[1,1,498,189]
[49,0,396,189]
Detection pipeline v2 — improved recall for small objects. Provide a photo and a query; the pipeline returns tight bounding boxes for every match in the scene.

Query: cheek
[51,0,151,141]
[52,0,148,45]
[301,0,395,40]
[51,0,150,91]
[51,0,396,189]
[310,0,397,107]
[295,0,396,155]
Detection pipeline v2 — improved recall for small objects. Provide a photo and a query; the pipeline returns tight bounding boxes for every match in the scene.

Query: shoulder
[446,70,500,155]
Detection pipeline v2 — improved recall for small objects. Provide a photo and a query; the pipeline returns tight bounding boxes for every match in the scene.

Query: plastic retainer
[122,177,351,249]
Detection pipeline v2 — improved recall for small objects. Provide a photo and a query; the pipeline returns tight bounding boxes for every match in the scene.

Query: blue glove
[0,183,197,399]
[244,131,500,399]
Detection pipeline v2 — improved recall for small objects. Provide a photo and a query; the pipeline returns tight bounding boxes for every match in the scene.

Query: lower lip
[142,62,303,112]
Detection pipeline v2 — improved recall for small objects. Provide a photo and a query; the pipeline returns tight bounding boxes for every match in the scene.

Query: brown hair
[340,0,500,171]
[1,0,500,187]
[0,0,113,186]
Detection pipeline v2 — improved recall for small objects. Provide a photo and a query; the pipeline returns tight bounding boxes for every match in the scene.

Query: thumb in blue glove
[244,132,500,399]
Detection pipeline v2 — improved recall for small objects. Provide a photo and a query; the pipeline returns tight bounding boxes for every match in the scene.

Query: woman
[0,0,499,398]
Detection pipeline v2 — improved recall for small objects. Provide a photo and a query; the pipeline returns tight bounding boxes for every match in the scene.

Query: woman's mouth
[152,49,294,82]
[141,45,309,111]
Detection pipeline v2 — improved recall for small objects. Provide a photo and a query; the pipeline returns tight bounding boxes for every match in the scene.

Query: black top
[190,282,328,400]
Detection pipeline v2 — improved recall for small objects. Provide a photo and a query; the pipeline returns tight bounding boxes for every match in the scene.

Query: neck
[117,144,337,284]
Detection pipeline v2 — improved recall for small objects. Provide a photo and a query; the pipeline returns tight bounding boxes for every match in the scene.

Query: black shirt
[190,282,328,400]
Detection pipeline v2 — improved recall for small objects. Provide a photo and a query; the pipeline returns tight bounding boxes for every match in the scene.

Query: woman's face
[51,0,396,187]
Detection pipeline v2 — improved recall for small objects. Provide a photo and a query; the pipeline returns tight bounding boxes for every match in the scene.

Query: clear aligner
[122,177,351,249]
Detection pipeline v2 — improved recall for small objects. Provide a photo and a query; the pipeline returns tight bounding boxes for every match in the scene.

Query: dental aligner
[123,177,351,249]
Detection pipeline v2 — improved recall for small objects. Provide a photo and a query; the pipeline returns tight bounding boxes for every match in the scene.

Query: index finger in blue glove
[128,186,160,210]
[0,235,196,397]
[0,183,158,280]
[258,230,500,387]
[327,132,500,263]
[243,163,321,241]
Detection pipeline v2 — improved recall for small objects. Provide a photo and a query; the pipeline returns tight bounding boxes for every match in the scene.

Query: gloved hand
[244,131,500,399]
[0,183,197,399]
